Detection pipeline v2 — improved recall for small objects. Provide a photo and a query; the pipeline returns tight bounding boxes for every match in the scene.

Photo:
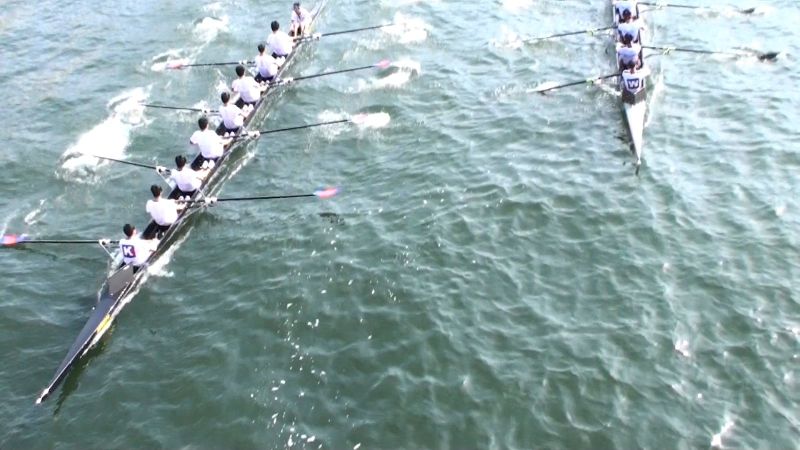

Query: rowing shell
[36,1,328,404]
[612,2,647,168]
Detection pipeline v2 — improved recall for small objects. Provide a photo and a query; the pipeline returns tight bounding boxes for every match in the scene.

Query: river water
[1,0,798,448]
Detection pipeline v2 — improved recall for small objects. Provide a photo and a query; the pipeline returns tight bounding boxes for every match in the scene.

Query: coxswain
[231,64,265,109]
[219,92,246,135]
[616,10,644,44]
[145,185,181,237]
[189,116,228,169]
[267,20,294,59]
[620,57,650,104]
[119,223,156,271]
[255,43,280,83]
[166,155,202,200]
[616,35,642,70]
[614,0,639,21]
[290,2,311,37]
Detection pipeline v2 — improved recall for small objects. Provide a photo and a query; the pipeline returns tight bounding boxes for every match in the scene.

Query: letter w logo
[122,244,136,258]
[625,78,641,90]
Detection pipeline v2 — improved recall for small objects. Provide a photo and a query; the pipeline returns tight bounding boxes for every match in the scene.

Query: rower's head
[622,9,632,21]
[150,184,162,198]
[622,34,633,46]
[123,223,135,238]
[271,20,280,32]
[198,116,209,130]
[258,43,266,54]
[175,155,187,169]
[221,91,230,105]
[293,2,301,12]
[236,64,246,77]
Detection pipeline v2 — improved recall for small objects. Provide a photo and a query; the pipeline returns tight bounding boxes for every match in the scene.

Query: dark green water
[2,0,798,448]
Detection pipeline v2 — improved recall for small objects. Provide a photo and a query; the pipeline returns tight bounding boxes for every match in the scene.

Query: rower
[219,92,245,135]
[614,0,639,21]
[620,57,650,104]
[267,20,294,59]
[231,64,265,109]
[254,43,280,83]
[290,2,311,37]
[616,35,643,70]
[167,155,202,200]
[119,223,156,271]
[616,10,644,44]
[145,185,182,237]
[189,116,229,169]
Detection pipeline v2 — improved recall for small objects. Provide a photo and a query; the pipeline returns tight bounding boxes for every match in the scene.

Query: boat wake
[149,14,230,72]
[58,87,152,183]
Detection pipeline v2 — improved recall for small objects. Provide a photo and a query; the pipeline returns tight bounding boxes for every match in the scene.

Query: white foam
[59,87,151,182]
[355,59,420,91]
[711,419,734,448]
[24,199,47,225]
[149,49,186,72]
[501,0,533,13]
[775,204,787,217]
[491,26,524,50]
[674,339,691,358]
[383,13,429,44]
[353,112,391,129]
[193,15,229,43]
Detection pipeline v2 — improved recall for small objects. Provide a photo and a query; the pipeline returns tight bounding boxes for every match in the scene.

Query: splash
[355,59,421,91]
[193,15,229,43]
[352,112,391,129]
[149,49,186,72]
[151,14,229,72]
[674,339,691,358]
[491,25,524,50]
[383,13,429,44]
[711,419,735,448]
[24,199,47,225]
[59,87,151,181]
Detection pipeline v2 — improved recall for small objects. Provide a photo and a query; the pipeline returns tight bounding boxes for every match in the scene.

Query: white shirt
[621,66,651,94]
[615,1,637,19]
[267,30,293,56]
[169,166,202,192]
[219,103,244,130]
[255,53,279,78]
[231,76,261,103]
[616,43,642,65]
[617,20,643,43]
[291,7,311,30]
[146,198,179,226]
[190,129,224,159]
[119,234,154,266]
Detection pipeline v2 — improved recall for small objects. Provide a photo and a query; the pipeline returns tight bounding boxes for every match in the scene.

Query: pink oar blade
[314,187,340,199]
[374,59,392,69]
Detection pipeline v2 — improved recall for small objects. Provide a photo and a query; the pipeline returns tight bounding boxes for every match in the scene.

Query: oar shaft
[143,104,215,113]
[254,119,350,135]
[219,194,315,202]
[298,23,393,40]
[640,1,698,8]
[93,155,159,171]
[537,73,619,93]
[525,26,614,43]
[277,64,378,84]
[6,239,117,245]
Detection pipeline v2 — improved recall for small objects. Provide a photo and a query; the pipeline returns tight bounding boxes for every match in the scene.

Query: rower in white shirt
[255,43,280,83]
[267,20,294,59]
[616,35,642,70]
[617,17,644,44]
[620,58,650,104]
[614,0,639,21]
[189,117,229,169]
[119,223,156,270]
[167,155,203,199]
[146,185,182,237]
[219,92,246,135]
[231,64,265,108]
[290,2,311,37]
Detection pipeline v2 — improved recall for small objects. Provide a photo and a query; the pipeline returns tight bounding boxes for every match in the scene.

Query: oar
[270,59,392,86]
[639,2,756,14]
[2,235,118,247]
[523,26,615,43]
[142,104,218,114]
[644,45,779,61]
[532,72,620,94]
[183,187,340,206]
[238,115,372,139]
[87,154,166,172]
[295,23,395,41]
[167,59,253,70]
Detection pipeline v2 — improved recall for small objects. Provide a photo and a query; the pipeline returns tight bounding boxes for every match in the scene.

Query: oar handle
[294,23,394,42]
[142,104,218,114]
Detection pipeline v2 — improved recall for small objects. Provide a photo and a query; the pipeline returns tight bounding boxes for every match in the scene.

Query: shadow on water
[318,211,344,225]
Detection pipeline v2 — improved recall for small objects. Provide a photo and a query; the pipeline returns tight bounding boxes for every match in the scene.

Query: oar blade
[166,59,190,70]
[2,234,25,246]
[314,187,340,199]
[758,51,779,61]
[530,81,560,94]
[374,59,392,70]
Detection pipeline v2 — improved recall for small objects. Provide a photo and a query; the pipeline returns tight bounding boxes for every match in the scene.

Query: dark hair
[293,2,300,8]
[198,116,209,130]
[235,64,245,77]
[258,43,265,53]
[150,184,162,197]
[271,20,280,32]
[123,223,135,237]
[221,91,230,103]
[175,155,187,168]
